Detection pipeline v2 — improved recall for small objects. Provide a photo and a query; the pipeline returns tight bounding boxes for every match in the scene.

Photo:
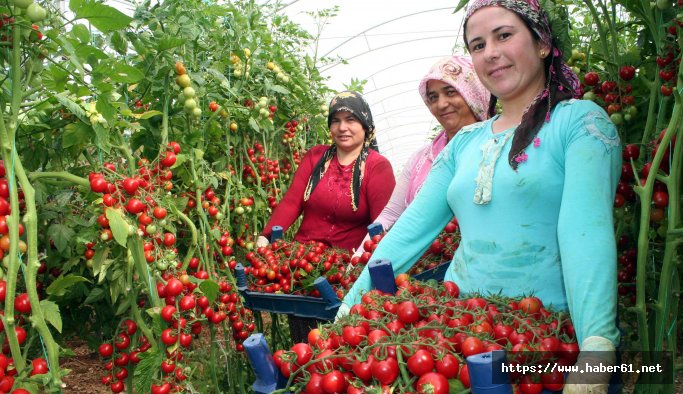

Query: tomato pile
[356,218,460,277]
[274,278,577,394]
[241,240,359,299]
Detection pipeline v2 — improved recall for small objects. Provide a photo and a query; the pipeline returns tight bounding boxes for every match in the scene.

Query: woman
[341,0,620,391]
[353,55,490,255]
[257,91,395,252]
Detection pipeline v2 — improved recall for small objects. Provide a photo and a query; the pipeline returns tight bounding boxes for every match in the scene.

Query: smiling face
[329,110,366,154]
[465,6,549,108]
[425,80,478,139]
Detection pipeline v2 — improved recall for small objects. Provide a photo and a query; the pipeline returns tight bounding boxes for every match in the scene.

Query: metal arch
[321,7,458,58]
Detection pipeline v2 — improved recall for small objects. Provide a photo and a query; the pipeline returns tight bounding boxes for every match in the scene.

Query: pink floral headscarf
[418,55,491,122]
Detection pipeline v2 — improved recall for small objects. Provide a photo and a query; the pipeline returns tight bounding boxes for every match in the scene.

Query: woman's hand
[563,336,616,394]
[334,303,351,321]
[256,235,270,248]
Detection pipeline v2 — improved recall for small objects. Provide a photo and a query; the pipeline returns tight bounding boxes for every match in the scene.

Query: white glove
[256,235,270,248]
[563,336,616,394]
[334,302,351,322]
[352,233,370,258]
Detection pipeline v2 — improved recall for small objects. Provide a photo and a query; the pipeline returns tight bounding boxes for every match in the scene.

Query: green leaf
[270,85,290,95]
[61,122,92,148]
[199,279,220,304]
[248,117,260,133]
[115,298,132,315]
[96,98,117,124]
[210,228,221,241]
[46,275,91,297]
[92,123,111,153]
[135,347,163,393]
[54,93,88,124]
[84,287,105,304]
[40,300,63,333]
[71,23,91,43]
[170,153,187,169]
[53,35,85,77]
[72,1,133,33]
[109,63,145,84]
[110,30,128,55]
[105,208,129,247]
[47,223,75,253]
[120,109,163,119]
[156,37,187,51]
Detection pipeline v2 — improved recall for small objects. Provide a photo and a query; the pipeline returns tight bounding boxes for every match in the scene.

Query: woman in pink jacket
[354,55,490,254]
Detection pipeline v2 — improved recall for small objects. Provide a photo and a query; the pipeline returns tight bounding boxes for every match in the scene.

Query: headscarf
[418,55,491,122]
[463,0,581,169]
[304,91,377,211]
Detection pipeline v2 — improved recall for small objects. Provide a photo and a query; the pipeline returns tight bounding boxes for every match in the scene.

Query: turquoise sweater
[342,99,621,346]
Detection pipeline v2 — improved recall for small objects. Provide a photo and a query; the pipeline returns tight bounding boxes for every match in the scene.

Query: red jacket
[262,145,395,251]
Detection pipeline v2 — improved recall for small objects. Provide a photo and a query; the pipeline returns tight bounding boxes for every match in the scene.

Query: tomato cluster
[274,278,577,394]
[241,240,358,298]
[98,270,256,393]
[580,70,636,126]
[86,142,183,272]
[97,319,145,393]
[656,36,679,97]
[355,218,460,276]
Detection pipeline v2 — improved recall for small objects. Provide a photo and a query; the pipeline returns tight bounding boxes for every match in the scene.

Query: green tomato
[156,261,168,271]
[183,87,195,98]
[184,98,197,111]
[610,113,624,126]
[26,3,46,22]
[656,0,671,9]
[628,105,638,117]
[12,0,33,9]
[192,107,202,118]
[234,206,245,215]
[146,224,157,234]
[582,91,596,101]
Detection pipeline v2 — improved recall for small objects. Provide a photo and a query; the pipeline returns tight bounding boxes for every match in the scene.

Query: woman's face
[329,110,366,153]
[425,80,478,138]
[465,7,549,106]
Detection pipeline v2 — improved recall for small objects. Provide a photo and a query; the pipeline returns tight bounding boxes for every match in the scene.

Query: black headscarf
[304,91,378,211]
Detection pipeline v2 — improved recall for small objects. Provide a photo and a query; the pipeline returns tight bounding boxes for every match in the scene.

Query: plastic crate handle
[244,333,285,394]
[313,277,342,310]
[466,350,512,394]
[368,259,398,294]
[270,225,283,242]
[367,222,384,237]
[235,263,247,290]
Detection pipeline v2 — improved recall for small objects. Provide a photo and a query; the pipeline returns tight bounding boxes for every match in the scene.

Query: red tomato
[541,370,565,391]
[396,301,420,324]
[321,370,347,393]
[416,372,449,394]
[164,278,184,297]
[30,358,48,375]
[519,374,543,394]
[459,364,470,388]
[352,356,375,382]
[518,296,542,314]
[290,342,313,366]
[371,357,399,385]
[99,343,114,358]
[435,354,459,378]
[461,336,485,357]
[14,293,31,314]
[652,191,669,208]
[407,349,435,377]
[342,325,366,347]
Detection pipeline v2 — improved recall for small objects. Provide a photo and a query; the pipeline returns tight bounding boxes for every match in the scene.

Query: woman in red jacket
[257,91,396,251]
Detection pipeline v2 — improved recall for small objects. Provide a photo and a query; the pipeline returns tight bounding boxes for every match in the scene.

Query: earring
[540,50,546,58]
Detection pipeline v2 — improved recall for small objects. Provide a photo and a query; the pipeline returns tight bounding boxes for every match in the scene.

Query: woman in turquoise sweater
[340,0,621,391]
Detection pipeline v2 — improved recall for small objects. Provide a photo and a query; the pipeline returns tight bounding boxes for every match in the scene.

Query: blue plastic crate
[235,264,341,320]
[413,261,449,281]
